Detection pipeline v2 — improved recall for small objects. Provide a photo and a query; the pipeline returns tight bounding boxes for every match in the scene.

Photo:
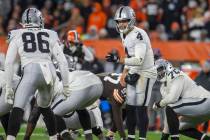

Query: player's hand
[120,73,126,87]
[105,52,119,63]
[152,102,161,111]
[113,89,124,103]
[5,86,14,105]
[63,85,71,98]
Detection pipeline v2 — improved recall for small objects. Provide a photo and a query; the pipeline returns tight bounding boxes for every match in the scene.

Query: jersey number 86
[22,32,50,53]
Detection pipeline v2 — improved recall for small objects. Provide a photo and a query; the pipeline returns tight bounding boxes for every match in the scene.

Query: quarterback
[106,6,157,140]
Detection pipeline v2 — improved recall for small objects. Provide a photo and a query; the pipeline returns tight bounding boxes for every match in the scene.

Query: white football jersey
[160,69,210,107]
[120,26,157,78]
[5,28,69,87]
[7,28,62,67]
[68,70,102,91]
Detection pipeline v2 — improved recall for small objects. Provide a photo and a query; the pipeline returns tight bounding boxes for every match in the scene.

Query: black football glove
[125,73,140,85]
[105,52,119,63]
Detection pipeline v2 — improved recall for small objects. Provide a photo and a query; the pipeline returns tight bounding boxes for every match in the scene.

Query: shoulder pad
[47,29,62,46]
[7,30,19,43]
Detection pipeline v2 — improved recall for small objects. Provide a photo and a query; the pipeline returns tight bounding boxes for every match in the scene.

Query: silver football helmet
[21,8,44,28]
[114,6,136,34]
[155,59,173,82]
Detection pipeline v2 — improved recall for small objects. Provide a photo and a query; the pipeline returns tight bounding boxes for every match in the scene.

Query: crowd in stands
[0,0,210,42]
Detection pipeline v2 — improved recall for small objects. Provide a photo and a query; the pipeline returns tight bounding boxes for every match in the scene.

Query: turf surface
[0,126,194,140]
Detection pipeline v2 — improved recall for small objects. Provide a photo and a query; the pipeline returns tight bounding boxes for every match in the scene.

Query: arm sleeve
[124,42,146,66]
[52,42,69,86]
[82,46,94,62]
[5,41,19,88]
[160,76,184,107]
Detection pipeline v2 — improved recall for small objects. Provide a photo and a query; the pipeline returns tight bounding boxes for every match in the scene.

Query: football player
[63,30,94,71]
[24,70,103,140]
[98,73,127,139]
[153,59,210,140]
[24,98,103,140]
[106,6,157,140]
[5,8,69,140]
[24,72,127,140]
[54,70,103,140]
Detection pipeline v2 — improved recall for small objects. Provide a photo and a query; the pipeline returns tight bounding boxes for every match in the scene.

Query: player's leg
[169,98,210,140]
[89,105,105,140]
[126,84,137,140]
[62,107,104,140]
[0,112,10,135]
[39,107,57,139]
[77,109,93,140]
[92,126,104,140]
[24,104,41,140]
[0,88,13,135]
[136,77,156,140]
[7,65,38,140]
[137,106,148,140]
[160,111,170,140]
[53,83,103,140]
[0,94,12,136]
[76,84,103,140]
[51,95,72,140]
[180,128,209,139]
[148,82,158,131]
[36,65,58,140]
[179,115,210,139]
[165,106,179,140]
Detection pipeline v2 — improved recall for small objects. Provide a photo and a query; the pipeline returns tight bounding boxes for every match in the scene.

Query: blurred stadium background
[0,0,209,139]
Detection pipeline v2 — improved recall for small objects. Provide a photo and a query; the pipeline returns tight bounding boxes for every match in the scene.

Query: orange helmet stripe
[67,30,80,43]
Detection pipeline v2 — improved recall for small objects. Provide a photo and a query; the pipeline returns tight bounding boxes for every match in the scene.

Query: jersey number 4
[22,32,50,53]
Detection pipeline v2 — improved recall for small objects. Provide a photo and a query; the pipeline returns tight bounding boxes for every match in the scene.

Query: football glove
[105,52,119,63]
[125,73,140,85]
[5,87,14,105]
[63,85,71,98]
[152,101,162,111]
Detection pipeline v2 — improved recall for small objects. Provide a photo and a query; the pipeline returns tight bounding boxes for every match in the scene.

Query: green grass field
[0,126,194,140]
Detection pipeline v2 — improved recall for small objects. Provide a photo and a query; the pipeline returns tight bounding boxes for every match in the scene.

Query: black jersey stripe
[172,98,207,109]
[142,78,150,106]
[51,99,64,110]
